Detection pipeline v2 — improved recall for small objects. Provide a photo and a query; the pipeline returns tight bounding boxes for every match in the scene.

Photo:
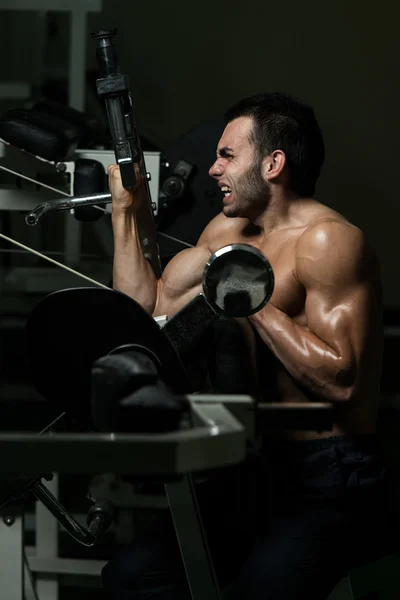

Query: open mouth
[221,185,232,200]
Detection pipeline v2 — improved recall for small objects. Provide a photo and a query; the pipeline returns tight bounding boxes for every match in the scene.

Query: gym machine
[0,243,334,600]
[0,28,192,290]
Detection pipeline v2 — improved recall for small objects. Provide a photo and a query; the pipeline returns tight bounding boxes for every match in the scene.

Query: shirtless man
[102,93,387,599]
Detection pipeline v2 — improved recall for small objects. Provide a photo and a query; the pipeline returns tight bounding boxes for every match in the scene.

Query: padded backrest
[0,108,81,162]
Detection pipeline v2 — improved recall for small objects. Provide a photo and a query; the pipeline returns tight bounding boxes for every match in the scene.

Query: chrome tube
[32,480,97,547]
[25,192,112,226]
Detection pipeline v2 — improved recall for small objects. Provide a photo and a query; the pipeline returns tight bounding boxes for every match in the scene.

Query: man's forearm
[249,304,355,402]
[112,209,158,314]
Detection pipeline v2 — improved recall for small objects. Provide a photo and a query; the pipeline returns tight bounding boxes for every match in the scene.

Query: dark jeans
[102,435,390,599]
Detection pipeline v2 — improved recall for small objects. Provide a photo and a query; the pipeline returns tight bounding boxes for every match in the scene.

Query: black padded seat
[0,108,82,162]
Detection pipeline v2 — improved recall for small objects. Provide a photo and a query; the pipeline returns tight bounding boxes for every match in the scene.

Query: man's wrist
[111,205,135,221]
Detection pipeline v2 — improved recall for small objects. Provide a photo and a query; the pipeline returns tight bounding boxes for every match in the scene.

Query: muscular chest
[210,230,305,321]
[207,221,307,322]
[262,240,305,321]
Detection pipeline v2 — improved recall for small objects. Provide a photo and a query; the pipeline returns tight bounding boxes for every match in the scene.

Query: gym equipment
[0,25,168,288]
[202,243,275,317]
[0,24,198,286]
[164,243,275,360]
[1,244,278,503]
[0,137,161,289]
[20,28,162,277]
[91,28,161,277]
[0,243,334,599]
[0,109,81,163]
[26,244,275,423]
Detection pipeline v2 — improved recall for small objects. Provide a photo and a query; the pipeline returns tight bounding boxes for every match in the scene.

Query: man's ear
[261,150,286,182]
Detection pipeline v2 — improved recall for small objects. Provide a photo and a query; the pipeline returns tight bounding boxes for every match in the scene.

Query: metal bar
[0,513,24,600]
[33,481,96,547]
[0,400,338,475]
[36,476,59,600]
[0,398,249,477]
[191,395,255,442]
[0,425,246,475]
[24,553,39,600]
[166,475,220,600]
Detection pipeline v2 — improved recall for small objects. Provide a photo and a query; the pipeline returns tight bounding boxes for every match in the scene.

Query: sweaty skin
[110,116,383,441]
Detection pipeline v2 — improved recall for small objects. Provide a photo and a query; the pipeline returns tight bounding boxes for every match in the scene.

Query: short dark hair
[224,92,325,197]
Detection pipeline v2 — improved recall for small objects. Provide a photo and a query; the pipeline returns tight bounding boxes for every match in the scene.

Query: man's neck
[251,192,315,235]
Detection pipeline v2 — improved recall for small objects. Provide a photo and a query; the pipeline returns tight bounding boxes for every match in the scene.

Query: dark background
[1,1,398,301]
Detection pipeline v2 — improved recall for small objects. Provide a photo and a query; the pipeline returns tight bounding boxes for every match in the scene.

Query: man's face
[209,117,270,219]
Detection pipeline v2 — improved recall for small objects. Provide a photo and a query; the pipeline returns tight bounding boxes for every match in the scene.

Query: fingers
[107,164,136,211]
[107,164,121,180]
[107,164,144,188]
[107,165,123,194]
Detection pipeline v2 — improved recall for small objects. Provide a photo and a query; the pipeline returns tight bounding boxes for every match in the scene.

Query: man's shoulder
[296,214,376,286]
[197,212,251,250]
[297,200,366,253]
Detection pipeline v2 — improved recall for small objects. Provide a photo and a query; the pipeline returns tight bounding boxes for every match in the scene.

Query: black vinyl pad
[0,108,81,162]
[26,288,191,429]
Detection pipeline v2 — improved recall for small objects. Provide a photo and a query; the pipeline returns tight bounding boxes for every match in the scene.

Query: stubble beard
[223,158,271,219]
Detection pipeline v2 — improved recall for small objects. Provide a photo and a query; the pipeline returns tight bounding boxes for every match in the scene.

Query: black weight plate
[26,288,191,426]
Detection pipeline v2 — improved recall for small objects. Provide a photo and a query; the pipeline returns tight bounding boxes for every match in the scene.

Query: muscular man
[102,93,387,599]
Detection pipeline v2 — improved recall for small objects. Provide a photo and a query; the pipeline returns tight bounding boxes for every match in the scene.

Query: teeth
[221,186,232,193]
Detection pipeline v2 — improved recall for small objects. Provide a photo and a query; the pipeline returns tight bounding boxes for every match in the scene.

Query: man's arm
[112,206,159,313]
[113,204,213,317]
[249,220,381,402]
[154,213,245,317]
[110,165,230,315]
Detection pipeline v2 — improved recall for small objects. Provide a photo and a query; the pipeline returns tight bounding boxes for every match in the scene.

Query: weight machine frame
[0,394,255,600]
